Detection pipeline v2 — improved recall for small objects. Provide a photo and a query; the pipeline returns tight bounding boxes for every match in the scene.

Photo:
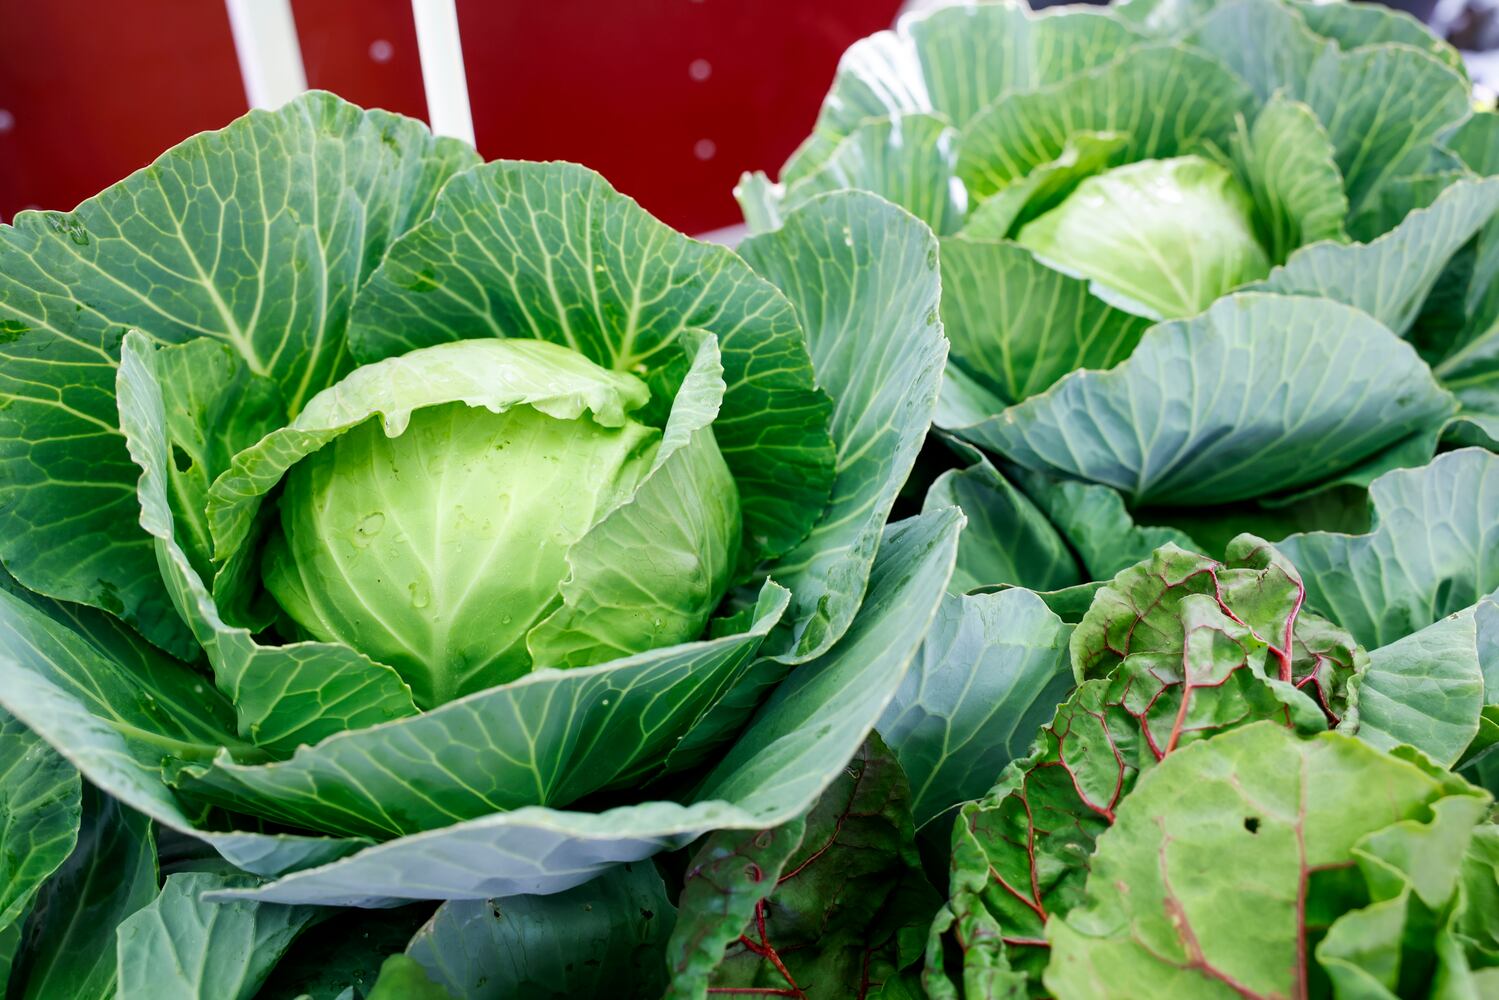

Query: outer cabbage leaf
[937,238,1149,407]
[397,863,674,1000]
[1277,448,1499,649]
[878,588,1073,829]
[808,1,1142,141]
[1230,93,1348,265]
[741,113,966,237]
[1183,0,1471,239]
[0,92,477,656]
[202,507,960,906]
[115,872,322,1000]
[9,786,156,1000]
[1255,179,1499,341]
[922,456,1080,593]
[952,293,1456,507]
[0,711,80,936]
[0,575,363,877]
[738,192,948,661]
[1357,607,1489,768]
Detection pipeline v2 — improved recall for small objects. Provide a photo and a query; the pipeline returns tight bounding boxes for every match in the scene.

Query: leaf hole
[171,445,194,474]
[1244,817,1260,834]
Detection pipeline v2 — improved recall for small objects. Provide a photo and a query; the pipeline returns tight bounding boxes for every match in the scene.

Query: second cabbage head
[741,0,1499,585]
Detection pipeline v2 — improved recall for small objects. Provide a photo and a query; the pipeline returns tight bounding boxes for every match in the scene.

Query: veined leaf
[205,508,960,906]
[1277,448,1499,649]
[740,192,948,661]
[955,293,1456,507]
[0,92,476,655]
[1044,724,1491,998]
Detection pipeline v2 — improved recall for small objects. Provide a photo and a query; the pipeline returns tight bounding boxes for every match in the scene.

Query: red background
[0,0,902,235]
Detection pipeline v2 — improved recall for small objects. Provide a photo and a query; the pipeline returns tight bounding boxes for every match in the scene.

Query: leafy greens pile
[0,1,1496,997]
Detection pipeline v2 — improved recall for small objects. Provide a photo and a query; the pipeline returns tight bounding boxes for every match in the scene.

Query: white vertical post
[225,0,308,110]
[411,0,477,147]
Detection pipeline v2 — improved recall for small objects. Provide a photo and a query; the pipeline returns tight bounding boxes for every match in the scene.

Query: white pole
[225,0,308,110]
[411,0,477,147]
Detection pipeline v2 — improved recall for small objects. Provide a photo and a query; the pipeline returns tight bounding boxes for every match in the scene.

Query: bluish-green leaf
[1278,448,1499,649]
[955,293,1456,507]
[0,710,80,930]
[11,785,156,1000]
[923,456,1080,593]
[740,192,948,661]
[878,589,1072,829]
[403,863,674,1000]
[116,872,322,1000]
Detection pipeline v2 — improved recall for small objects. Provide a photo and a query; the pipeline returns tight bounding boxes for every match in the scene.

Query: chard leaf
[933,539,1359,989]
[205,507,959,906]
[0,92,476,656]
[664,820,805,999]
[667,736,936,1000]
[1043,725,1491,999]
[956,293,1456,507]
[398,864,673,1000]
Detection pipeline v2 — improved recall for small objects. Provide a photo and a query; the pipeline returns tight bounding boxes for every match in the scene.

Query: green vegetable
[0,90,956,992]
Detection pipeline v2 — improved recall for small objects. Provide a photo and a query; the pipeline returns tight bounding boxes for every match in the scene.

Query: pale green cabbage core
[263,398,663,708]
[1016,155,1270,319]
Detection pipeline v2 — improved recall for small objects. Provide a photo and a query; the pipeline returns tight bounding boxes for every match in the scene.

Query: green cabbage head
[259,339,738,707]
